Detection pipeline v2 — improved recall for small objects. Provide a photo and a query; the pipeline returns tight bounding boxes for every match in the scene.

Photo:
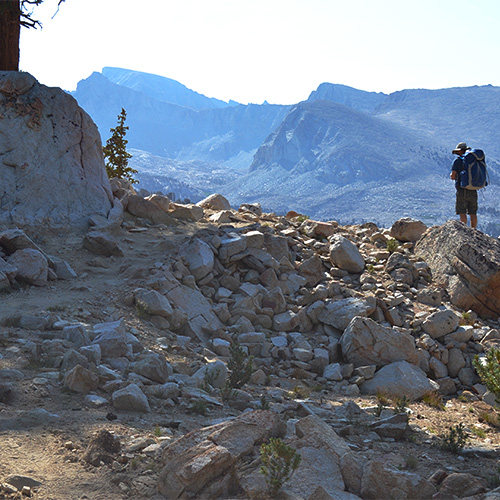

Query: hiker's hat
[452,142,471,154]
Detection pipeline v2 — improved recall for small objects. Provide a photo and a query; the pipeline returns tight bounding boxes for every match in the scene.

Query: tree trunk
[0,0,21,71]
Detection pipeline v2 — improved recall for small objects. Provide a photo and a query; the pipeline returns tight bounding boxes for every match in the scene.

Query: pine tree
[102,108,137,183]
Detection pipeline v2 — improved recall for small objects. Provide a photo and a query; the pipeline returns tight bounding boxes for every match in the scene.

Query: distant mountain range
[72,67,500,234]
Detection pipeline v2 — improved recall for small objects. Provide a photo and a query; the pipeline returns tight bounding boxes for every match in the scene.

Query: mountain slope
[307,82,387,113]
[102,67,233,109]
[374,85,500,158]
[72,71,290,167]
[219,100,479,226]
[250,100,446,182]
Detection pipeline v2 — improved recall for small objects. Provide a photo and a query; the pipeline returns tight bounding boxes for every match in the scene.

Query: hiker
[450,142,477,228]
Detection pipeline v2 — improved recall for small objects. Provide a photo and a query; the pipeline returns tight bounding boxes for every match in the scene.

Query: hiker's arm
[450,157,462,180]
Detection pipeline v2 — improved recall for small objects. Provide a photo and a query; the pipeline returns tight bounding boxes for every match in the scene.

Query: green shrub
[260,438,301,496]
[227,339,253,389]
[386,238,399,253]
[376,390,392,406]
[460,311,474,325]
[470,425,486,439]
[296,214,310,223]
[188,399,208,416]
[220,383,236,402]
[374,401,386,417]
[421,390,445,410]
[404,455,418,470]
[487,465,500,487]
[289,385,310,400]
[258,394,270,410]
[393,395,410,415]
[473,349,500,403]
[439,423,469,453]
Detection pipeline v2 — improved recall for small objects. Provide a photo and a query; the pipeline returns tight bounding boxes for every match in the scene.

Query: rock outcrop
[0,71,113,228]
[415,220,500,319]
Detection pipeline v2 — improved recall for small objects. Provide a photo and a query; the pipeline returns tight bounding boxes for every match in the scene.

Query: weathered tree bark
[0,0,21,71]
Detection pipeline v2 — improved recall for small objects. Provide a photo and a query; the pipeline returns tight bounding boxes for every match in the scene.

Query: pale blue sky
[19,0,500,105]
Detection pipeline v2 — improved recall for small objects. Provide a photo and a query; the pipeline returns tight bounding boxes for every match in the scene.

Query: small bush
[260,438,301,496]
[188,400,208,416]
[404,455,418,470]
[2,316,20,327]
[487,465,500,488]
[135,301,150,318]
[460,311,475,326]
[200,367,221,394]
[220,383,236,402]
[258,394,270,410]
[421,390,445,410]
[470,425,486,439]
[386,238,399,253]
[227,339,253,389]
[296,215,310,223]
[289,385,310,400]
[439,423,469,453]
[0,383,13,404]
[393,395,410,415]
[374,401,386,417]
[473,349,500,403]
[376,391,392,406]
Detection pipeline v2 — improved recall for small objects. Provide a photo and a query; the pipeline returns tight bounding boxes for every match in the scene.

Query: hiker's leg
[469,192,478,229]
[456,189,466,223]
[470,214,478,228]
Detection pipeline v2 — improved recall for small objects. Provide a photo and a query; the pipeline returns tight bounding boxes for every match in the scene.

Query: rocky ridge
[1,184,500,498]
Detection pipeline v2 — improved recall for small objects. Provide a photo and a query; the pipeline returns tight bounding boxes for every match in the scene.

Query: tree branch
[52,0,66,19]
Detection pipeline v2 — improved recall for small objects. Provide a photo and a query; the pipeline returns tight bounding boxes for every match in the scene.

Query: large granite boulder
[340,317,420,367]
[390,217,427,242]
[319,297,377,331]
[0,71,113,227]
[414,220,500,319]
[158,410,283,498]
[360,361,440,399]
[329,235,364,273]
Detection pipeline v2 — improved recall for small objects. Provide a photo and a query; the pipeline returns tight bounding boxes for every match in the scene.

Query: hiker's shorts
[455,188,478,215]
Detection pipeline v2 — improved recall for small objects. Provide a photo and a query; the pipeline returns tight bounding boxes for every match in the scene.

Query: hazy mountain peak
[101,67,236,110]
[307,82,387,113]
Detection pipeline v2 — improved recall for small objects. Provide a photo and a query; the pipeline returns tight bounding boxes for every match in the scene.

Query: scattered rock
[329,235,364,273]
[112,383,151,413]
[82,429,121,466]
[197,193,231,211]
[83,230,124,257]
[7,248,48,286]
[390,217,428,242]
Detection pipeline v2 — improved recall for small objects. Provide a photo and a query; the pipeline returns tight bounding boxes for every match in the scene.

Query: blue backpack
[460,149,489,190]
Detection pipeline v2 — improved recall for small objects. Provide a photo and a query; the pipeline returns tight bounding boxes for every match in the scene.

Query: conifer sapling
[103,108,137,183]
